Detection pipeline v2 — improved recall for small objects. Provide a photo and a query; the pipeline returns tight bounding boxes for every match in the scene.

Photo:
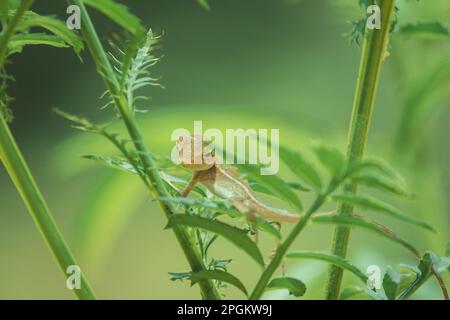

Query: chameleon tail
[249,200,301,224]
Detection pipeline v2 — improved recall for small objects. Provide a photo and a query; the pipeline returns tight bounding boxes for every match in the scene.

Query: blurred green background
[0,0,449,299]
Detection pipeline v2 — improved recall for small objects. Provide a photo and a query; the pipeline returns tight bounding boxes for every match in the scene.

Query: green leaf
[286,251,367,283]
[238,164,303,211]
[158,197,242,218]
[82,154,139,174]
[383,266,401,300]
[311,214,420,256]
[311,142,344,176]
[267,277,306,297]
[397,22,450,38]
[255,217,281,241]
[169,272,191,282]
[165,214,264,267]
[16,11,84,55]
[8,33,68,54]
[279,145,322,191]
[82,0,144,35]
[249,180,310,194]
[350,173,410,197]
[339,285,367,300]
[190,270,248,296]
[332,192,434,232]
[398,252,434,299]
[347,157,403,182]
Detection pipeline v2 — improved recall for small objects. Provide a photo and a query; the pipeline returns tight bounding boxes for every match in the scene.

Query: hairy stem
[71,0,220,299]
[0,0,96,300]
[325,0,397,300]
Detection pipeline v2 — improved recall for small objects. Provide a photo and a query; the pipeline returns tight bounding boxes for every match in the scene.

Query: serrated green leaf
[238,164,303,211]
[383,266,401,300]
[311,142,344,176]
[332,192,434,232]
[267,277,306,297]
[82,154,138,174]
[165,214,264,267]
[8,33,68,54]
[82,0,144,35]
[190,270,247,296]
[15,11,84,55]
[398,22,450,38]
[279,146,322,191]
[286,251,367,283]
[350,173,410,197]
[311,214,419,256]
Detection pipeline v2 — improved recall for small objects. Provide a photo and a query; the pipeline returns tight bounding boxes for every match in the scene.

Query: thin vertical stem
[325,0,397,300]
[0,0,96,300]
[71,0,220,299]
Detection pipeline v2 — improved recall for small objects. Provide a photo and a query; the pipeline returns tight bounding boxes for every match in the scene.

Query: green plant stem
[250,182,337,300]
[324,0,397,300]
[0,117,96,300]
[0,0,96,300]
[72,0,220,300]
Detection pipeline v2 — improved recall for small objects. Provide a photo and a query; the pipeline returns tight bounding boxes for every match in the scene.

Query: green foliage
[50,0,449,300]
[278,145,322,191]
[382,266,402,300]
[107,30,161,114]
[5,9,83,57]
[190,270,248,296]
[311,142,345,177]
[165,214,265,267]
[238,164,303,211]
[14,10,84,56]
[267,277,307,297]
[81,0,144,35]
[397,22,450,38]
[286,251,367,283]
[0,0,95,300]
[312,213,420,256]
[331,192,434,231]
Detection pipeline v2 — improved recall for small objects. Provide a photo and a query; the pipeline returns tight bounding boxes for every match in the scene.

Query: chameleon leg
[229,199,259,244]
[246,211,259,245]
[180,171,200,197]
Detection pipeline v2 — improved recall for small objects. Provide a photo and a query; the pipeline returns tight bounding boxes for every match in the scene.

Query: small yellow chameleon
[176,135,301,223]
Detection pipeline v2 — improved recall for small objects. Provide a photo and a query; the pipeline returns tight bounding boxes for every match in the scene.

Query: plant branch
[249,181,338,300]
[324,0,397,300]
[0,0,96,300]
[71,0,220,299]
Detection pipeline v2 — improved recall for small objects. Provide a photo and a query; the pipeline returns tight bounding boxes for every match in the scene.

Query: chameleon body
[176,135,300,223]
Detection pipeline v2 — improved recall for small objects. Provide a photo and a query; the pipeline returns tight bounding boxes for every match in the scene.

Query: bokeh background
[0,0,449,299]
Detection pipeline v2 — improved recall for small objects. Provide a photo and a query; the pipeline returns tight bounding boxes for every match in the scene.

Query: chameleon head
[176,134,215,171]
